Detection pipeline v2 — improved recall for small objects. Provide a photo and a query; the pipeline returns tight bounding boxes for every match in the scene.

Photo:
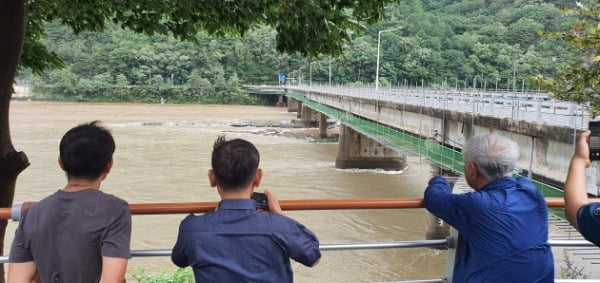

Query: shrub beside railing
[133,267,194,283]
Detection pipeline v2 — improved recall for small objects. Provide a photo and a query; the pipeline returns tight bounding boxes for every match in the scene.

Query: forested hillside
[26,0,577,103]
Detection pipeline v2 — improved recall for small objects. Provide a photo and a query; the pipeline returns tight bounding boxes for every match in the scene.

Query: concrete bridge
[245,86,287,107]
[246,85,599,197]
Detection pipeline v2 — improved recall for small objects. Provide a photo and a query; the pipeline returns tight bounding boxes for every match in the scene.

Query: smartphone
[590,121,600,161]
[251,192,269,210]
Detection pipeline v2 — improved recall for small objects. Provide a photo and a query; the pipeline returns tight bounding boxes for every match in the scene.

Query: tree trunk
[0,0,30,281]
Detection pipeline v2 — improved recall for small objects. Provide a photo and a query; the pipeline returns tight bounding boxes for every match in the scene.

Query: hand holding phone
[251,192,269,210]
[589,121,600,161]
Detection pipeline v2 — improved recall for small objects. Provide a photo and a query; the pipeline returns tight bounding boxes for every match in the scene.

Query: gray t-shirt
[9,189,131,283]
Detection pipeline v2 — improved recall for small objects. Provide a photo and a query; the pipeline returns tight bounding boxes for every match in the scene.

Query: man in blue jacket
[171,136,320,282]
[424,133,553,282]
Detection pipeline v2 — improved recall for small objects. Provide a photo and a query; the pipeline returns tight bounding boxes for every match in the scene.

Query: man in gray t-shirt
[8,122,131,283]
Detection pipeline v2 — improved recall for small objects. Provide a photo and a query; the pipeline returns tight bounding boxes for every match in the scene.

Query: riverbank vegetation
[22,0,578,103]
[133,267,194,283]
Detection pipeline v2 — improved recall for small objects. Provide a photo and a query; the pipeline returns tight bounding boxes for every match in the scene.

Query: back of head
[463,133,519,180]
[59,121,115,180]
[211,136,260,191]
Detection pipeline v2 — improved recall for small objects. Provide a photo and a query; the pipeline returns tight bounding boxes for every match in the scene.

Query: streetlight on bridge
[308,61,314,86]
[375,27,402,91]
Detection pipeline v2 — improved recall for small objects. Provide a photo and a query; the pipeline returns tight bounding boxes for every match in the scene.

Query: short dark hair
[59,121,115,180]
[211,136,260,191]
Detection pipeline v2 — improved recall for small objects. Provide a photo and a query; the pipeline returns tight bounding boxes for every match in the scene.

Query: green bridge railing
[287,91,565,202]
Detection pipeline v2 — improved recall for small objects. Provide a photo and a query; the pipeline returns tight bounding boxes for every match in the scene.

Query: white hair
[463,133,519,180]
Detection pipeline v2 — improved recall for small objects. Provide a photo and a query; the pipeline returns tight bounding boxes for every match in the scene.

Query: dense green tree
[533,0,600,117]
[504,18,544,46]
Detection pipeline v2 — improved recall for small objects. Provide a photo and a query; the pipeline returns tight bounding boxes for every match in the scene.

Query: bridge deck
[287,85,591,129]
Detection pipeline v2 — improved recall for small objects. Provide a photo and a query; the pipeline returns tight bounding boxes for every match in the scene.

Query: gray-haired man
[424,133,553,282]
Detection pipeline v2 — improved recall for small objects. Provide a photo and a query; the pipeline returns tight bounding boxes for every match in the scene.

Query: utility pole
[309,61,312,86]
[328,56,332,87]
[512,63,517,93]
[375,27,402,91]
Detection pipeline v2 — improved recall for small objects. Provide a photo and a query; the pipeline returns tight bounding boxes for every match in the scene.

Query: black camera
[590,121,600,161]
[251,192,269,210]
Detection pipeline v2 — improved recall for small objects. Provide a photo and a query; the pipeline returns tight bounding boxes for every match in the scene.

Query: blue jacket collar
[480,177,515,192]
[218,199,256,210]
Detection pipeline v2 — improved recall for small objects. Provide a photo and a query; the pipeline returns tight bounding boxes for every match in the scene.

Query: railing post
[11,202,22,221]
[568,103,575,126]
[511,96,517,120]
[516,96,520,120]
[442,227,458,283]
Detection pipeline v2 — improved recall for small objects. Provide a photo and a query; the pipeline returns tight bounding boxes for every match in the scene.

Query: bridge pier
[335,125,406,170]
[296,101,303,118]
[276,95,285,107]
[300,105,318,127]
[319,113,328,139]
[287,97,299,112]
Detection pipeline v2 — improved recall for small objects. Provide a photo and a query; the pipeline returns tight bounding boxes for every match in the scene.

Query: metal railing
[285,84,591,129]
[1,198,567,221]
[1,197,598,282]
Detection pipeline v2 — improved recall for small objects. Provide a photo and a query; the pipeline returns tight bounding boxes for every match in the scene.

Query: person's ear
[466,161,478,179]
[208,169,218,188]
[58,158,65,170]
[104,159,113,174]
[252,169,263,188]
[99,159,113,181]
